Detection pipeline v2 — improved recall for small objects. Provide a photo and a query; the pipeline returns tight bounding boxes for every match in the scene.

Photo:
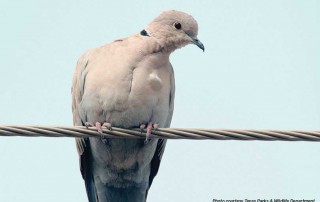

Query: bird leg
[146,122,153,138]
[143,122,154,144]
[95,122,103,134]
[141,122,160,144]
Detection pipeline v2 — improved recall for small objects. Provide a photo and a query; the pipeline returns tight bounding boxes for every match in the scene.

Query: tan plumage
[72,10,203,202]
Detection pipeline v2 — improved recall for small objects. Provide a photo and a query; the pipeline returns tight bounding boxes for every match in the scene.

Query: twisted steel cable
[0,125,319,141]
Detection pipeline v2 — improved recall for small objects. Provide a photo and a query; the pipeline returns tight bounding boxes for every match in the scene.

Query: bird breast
[148,72,162,91]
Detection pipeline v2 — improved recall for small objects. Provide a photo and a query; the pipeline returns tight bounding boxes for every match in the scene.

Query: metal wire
[0,125,319,141]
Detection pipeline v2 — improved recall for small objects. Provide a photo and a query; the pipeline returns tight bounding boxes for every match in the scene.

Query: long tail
[94,185,147,202]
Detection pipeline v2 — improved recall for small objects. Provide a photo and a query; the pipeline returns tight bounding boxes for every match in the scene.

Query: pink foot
[95,122,103,134]
[85,122,112,134]
[146,122,153,140]
[102,122,112,131]
[141,122,158,144]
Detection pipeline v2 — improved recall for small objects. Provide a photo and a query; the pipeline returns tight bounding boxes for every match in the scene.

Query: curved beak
[192,38,205,52]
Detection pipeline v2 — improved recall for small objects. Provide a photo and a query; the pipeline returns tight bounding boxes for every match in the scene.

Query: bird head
[145,10,204,53]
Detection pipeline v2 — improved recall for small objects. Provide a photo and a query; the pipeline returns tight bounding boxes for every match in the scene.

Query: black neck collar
[140,29,150,37]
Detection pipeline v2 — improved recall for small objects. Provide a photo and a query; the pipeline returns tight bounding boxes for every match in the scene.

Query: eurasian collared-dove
[72,10,204,202]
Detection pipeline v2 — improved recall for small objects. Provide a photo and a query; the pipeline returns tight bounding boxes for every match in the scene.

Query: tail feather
[95,185,147,202]
[85,177,98,202]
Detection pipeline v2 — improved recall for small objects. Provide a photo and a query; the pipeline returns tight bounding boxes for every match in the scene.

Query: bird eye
[174,22,182,30]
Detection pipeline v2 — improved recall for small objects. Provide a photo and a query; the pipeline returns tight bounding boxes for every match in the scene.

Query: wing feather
[72,50,98,202]
[148,63,175,190]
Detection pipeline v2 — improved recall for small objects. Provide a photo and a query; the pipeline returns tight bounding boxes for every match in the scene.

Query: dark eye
[174,22,181,30]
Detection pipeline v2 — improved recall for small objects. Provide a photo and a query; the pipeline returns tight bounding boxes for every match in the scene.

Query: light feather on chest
[148,72,162,91]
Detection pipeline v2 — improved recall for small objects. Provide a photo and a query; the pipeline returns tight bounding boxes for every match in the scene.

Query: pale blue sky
[0,1,319,202]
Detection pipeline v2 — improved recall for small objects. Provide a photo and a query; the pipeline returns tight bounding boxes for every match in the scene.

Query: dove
[72,10,204,202]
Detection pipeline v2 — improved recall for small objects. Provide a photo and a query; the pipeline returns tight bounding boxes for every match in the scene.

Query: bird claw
[140,124,146,133]
[101,136,108,145]
[85,122,94,129]
[141,122,158,145]
[103,122,112,131]
[85,122,112,134]
[100,122,112,144]
[153,124,159,132]
[85,122,102,134]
